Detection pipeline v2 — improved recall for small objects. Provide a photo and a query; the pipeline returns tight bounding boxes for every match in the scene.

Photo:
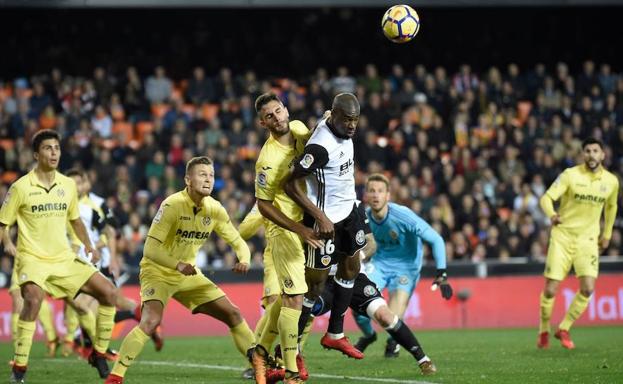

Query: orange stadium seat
[201,103,220,122]
[136,121,154,142]
[113,121,134,146]
[151,103,170,119]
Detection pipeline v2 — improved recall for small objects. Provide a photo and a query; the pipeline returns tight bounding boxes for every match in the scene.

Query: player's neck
[34,165,57,187]
[272,130,294,146]
[186,188,205,206]
[584,163,603,174]
[372,204,389,221]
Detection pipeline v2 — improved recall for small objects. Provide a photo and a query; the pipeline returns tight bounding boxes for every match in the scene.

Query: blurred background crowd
[0,9,622,275]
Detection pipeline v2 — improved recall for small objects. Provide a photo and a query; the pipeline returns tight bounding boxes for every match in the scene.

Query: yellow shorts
[268,230,307,296]
[139,263,225,312]
[15,252,98,299]
[262,242,280,300]
[9,268,19,292]
[544,231,599,281]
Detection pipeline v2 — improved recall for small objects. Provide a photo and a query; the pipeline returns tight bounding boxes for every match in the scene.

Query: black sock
[297,297,315,341]
[81,328,93,348]
[327,276,355,335]
[114,310,136,323]
[386,319,426,361]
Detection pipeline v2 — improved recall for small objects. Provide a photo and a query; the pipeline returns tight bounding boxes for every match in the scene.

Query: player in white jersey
[284,93,369,359]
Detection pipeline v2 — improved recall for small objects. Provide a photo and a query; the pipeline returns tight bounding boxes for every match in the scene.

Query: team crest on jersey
[57,188,65,198]
[399,275,409,285]
[257,172,268,188]
[300,154,314,169]
[321,255,332,266]
[144,288,155,297]
[202,216,211,226]
[363,285,376,297]
[389,230,398,240]
[284,278,294,289]
[355,230,365,245]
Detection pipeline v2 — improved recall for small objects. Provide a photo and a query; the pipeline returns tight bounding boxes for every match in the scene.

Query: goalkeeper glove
[431,269,453,300]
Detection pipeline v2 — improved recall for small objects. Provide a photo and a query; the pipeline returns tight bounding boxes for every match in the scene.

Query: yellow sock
[78,311,97,344]
[11,313,19,342]
[95,305,116,353]
[539,292,555,334]
[299,316,314,352]
[111,326,150,377]
[230,320,256,358]
[14,320,36,366]
[559,292,591,331]
[259,296,282,350]
[254,300,275,341]
[64,306,79,343]
[278,307,301,373]
[38,300,57,342]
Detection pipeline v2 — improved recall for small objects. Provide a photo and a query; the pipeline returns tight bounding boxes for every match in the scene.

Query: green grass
[3,327,622,383]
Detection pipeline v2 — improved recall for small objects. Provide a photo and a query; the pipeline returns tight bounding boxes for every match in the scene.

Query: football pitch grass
[2,327,621,384]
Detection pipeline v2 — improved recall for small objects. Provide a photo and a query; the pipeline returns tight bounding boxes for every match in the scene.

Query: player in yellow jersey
[0,129,118,383]
[249,93,324,384]
[105,156,256,384]
[537,137,619,349]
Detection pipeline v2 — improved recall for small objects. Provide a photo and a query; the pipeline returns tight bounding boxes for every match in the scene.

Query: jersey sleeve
[406,210,447,270]
[255,158,278,201]
[290,120,311,141]
[238,204,264,240]
[147,200,177,243]
[602,176,620,239]
[212,203,250,264]
[545,170,570,201]
[67,181,80,221]
[292,144,330,177]
[0,184,22,226]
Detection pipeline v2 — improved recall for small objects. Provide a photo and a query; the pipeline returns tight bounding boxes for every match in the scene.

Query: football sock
[114,310,136,323]
[78,311,97,347]
[299,316,314,352]
[385,316,425,361]
[229,320,256,357]
[14,320,36,366]
[63,306,79,343]
[254,299,276,341]
[259,296,282,350]
[94,305,115,354]
[111,326,150,377]
[559,291,591,331]
[38,301,57,342]
[278,307,301,373]
[539,292,554,334]
[354,313,376,338]
[297,297,315,342]
[11,313,19,342]
[327,276,355,336]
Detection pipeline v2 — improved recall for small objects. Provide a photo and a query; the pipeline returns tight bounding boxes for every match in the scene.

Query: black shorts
[312,272,384,317]
[304,203,371,270]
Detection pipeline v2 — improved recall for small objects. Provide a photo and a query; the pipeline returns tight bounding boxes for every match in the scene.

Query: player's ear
[183,174,191,187]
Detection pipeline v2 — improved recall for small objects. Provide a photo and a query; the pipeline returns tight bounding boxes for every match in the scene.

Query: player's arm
[2,225,16,257]
[257,200,324,249]
[411,213,452,300]
[600,178,620,251]
[238,203,263,241]
[0,184,22,249]
[213,204,251,274]
[69,218,100,262]
[360,233,376,262]
[283,144,334,239]
[100,201,121,277]
[540,171,569,225]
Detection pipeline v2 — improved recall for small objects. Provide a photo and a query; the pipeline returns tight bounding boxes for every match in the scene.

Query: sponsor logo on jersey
[321,255,331,266]
[355,229,365,245]
[363,285,376,297]
[573,193,605,203]
[175,229,210,239]
[339,159,353,176]
[300,153,314,169]
[31,202,68,213]
[257,172,268,188]
[28,191,42,196]
[179,216,191,221]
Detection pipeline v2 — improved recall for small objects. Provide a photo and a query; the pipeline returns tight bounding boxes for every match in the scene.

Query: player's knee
[98,286,117,307]
[227,306,243,326]
[374,308,395,328]
[580,288,593,297]
[140,315,162,335]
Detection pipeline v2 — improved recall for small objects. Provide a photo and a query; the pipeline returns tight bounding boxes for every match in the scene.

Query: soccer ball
[381,4,420,43]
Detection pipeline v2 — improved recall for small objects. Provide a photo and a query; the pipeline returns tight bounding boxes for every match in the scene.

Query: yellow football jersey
[0,170,79,262]
[238,203,266,240]
[142,189,249,276]
[255,120,310,237]
[543,164,619,239]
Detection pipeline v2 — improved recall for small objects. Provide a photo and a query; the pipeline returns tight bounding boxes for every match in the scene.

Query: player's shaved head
[329,93,360,139]
[332,93,360,116]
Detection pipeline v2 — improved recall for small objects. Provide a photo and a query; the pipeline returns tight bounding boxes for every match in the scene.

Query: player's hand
[87,247,101,264]
[109,260,121,280]
[431,269,453,300]
[599,236,610,254]
[550,214,562,226]
[315,215,334,240]
[232,262,249,275]
[176,262,197,276]
[4,241,16,257]
[299,226,325,249]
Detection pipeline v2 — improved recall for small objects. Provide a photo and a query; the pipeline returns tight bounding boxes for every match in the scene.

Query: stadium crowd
[0,60,622,276]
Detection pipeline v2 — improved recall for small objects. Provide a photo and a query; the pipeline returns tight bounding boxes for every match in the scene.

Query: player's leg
[106,300,165,384]
[354,262,388,352]
[539,234,572,349]
[11,282,45,381]
[297,267,330,341]
[384,274,417,358]
[9,288,23,344]
[62,303,80,356]
[37,298,59,357]
[65,294,98,358]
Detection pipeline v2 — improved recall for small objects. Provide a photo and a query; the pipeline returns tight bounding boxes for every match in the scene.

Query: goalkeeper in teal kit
[354,174,453,357]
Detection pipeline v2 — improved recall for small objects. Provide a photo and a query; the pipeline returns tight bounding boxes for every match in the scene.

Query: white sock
[327,332,344,340]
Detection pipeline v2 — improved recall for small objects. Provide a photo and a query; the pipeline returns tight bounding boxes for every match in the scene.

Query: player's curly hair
[185,156,213,175]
